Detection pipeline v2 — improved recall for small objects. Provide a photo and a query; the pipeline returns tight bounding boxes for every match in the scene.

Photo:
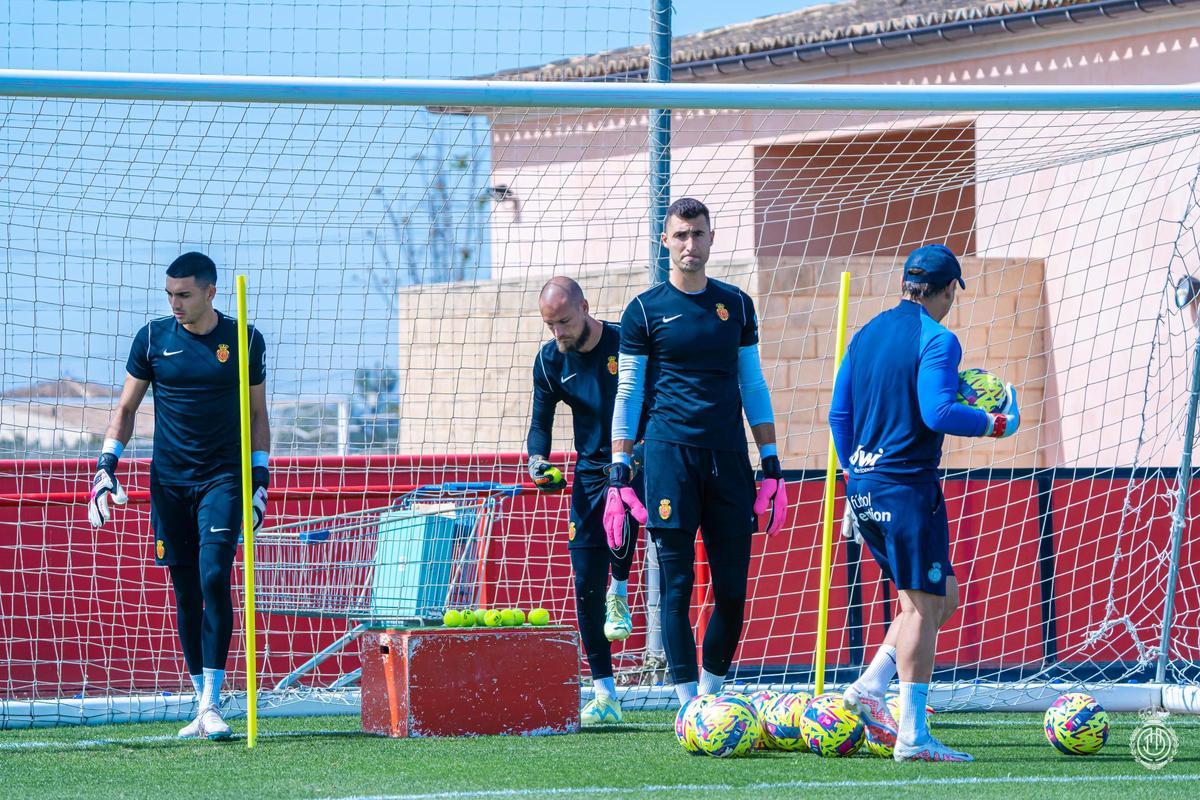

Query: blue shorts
[846,477,953,596]
[642,439,756,536]
[149,473,242,566]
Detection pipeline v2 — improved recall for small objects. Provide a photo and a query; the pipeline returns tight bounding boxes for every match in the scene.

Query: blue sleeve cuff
[612,353,647,442]
[251,451,269,469]
[759,442,778,459]
[737,345,775,427]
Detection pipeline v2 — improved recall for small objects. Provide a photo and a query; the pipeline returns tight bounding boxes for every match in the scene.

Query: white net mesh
[2,87,1200,724]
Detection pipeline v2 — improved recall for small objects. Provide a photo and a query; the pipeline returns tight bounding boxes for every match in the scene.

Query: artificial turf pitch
[2,711,1198,799]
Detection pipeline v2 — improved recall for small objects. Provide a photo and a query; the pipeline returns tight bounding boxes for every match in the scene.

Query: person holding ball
[829,244,1020,762]
[526,276,645,725]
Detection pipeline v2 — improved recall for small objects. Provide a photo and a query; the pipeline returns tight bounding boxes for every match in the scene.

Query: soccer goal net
[2,74,1200,726]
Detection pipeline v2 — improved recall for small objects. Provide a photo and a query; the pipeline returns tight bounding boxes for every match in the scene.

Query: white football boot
[894,734,974,762]
[581,695,624,726]
[844,685,898,751]
[198,705,233,741]
[177,713,204,739]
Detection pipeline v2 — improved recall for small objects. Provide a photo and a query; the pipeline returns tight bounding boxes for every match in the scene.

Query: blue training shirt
[527,321,623,471]
[620,278,758,453]
[126,311,267,485]
[828,299,987,483]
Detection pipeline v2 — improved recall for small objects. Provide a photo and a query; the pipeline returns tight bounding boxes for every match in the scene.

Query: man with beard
[527,276,645,724]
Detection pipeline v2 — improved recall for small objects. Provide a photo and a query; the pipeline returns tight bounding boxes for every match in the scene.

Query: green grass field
[3,711,1198,800]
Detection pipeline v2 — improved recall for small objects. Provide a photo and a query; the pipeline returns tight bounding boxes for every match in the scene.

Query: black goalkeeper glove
[251,466,270,533]
[88,452,128,529]
[528,456,566,492]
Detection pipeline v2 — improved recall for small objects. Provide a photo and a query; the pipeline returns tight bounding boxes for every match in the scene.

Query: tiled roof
[493,0,1193,81]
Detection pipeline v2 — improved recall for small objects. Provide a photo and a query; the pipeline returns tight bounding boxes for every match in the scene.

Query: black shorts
[847,477,954,596]
[567,464,644,552]
[149,473,242,566]
[642,439,756,536]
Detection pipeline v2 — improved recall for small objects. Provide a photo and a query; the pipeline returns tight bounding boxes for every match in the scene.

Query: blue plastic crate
[369,507,457,618]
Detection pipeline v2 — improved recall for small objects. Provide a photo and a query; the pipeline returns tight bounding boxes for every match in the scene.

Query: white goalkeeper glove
[841,504,863,545]
[983,384,1021,439]
[88,452,128,529]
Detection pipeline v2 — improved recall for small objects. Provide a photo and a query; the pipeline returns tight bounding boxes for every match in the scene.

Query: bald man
[527,277,645,725]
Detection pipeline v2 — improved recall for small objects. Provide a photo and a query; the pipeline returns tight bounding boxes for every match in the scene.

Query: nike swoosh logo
[561,373,577,383]
[662,314,682,323]
[163,349,183,356]
[210,527,230,533]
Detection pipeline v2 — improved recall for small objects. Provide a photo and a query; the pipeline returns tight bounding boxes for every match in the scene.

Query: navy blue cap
[903,244,965,289]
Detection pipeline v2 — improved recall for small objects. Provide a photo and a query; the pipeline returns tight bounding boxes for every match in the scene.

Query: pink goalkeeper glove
[754,455,788,537]
[603,462,647,550]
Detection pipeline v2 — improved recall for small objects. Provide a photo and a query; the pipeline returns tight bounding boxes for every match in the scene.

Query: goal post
[3,72,1200,726]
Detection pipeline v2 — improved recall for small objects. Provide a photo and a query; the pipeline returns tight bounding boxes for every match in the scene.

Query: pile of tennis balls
[442,607,552,628]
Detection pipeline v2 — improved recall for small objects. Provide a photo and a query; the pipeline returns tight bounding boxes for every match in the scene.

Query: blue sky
[0,0,828,418]
[1,1,825,77]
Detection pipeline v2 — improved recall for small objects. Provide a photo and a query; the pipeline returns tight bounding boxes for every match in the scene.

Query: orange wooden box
[360,626,581,737]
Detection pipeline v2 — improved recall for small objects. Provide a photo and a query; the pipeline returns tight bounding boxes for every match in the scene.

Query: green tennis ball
[457,611,473,627]
[499,609,517,627]
[545,467,563,483]
[473,609,488,626]
[442,609,463,627]
[483,609,502,627]
[529,608,550,626]
[512,609,526,625]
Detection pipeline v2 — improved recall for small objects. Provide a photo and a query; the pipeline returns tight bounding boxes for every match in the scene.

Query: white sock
[697,669,725,696]
[200,668,225,710]
[899,681,930,743]
[853,645,897,697]
[675,681,698,706]
[594,677,616,699]
[608,579,628,597]
[188,673,204,697]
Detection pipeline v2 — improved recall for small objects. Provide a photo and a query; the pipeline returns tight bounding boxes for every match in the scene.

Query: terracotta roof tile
[492,0,1176,81]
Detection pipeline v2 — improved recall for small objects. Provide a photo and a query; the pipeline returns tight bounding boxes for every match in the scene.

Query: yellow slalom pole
[236,275,258,748]
[815,271,852,697]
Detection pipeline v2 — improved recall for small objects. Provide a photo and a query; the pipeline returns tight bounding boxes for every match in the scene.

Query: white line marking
[312,774,1200,800]
[0,729,361,752]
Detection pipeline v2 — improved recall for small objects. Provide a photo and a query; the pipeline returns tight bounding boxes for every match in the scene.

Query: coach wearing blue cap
[827,243,1020,762]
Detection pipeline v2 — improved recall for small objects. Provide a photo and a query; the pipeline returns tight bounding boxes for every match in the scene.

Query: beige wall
[394,257,1050,471]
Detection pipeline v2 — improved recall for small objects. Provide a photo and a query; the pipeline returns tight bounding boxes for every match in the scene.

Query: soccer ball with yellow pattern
[675,695,714,755]
[693,697,761,758]
[1044,692,1109,755]
[957,368,1007,413]
[760,691,811,751]
[744,690,779,749]
[800,693,864,757]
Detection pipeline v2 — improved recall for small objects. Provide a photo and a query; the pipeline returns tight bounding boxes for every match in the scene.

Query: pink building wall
[485,14,1200,469]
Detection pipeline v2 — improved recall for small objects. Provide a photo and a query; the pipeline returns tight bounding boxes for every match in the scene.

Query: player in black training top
[609,198,788,707]
[527,277,646,726]
[87,252,270,741]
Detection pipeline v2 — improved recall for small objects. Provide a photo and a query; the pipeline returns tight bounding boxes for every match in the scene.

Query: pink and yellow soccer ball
[692,697,762,758]
[800,693,864,757]
[1044,693,1109,755]
[744,690,780,749]
[674,695,717,755]
[759,691,811,751]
